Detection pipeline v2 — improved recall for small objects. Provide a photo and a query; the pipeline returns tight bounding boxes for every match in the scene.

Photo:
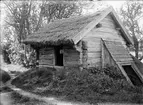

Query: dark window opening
[122,65,142,86]
[54,46,63,66]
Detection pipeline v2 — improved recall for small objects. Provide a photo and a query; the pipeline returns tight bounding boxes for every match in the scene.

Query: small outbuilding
[24,7,143,86]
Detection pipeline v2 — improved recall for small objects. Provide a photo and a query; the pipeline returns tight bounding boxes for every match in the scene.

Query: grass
[12,66,143,104]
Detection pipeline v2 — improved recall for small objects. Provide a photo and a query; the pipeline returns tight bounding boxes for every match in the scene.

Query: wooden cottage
[24,7,143,85]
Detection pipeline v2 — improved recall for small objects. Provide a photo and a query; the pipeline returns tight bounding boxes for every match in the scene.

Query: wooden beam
[101,39,134,86]
[131,63,143,83]
[110,9,133,45]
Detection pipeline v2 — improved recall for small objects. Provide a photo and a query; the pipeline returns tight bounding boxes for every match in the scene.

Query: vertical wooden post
[101,39,105,68]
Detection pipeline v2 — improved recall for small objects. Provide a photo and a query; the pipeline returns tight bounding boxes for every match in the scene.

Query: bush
[12,67,55,89]
[12,66,143,103]
[103,66,125,79]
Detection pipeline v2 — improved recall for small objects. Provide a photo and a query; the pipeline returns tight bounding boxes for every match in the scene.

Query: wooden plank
[88,52,101,58]
[100,20,116,28]
[87,47,101,51]
[64,61,80,65]
[96,27,119,34]
[39,59,53,64]
[87,58,101,63]
[40,51,54,55]
[101,39,134,86]
[39,60,53,64]
[112,53,131,57]
[64,57,79,61]
[111,9,133,44]
[73,7,113,44]
[40,54,53,58]
[64,49,79,54]
[40,48,53,53]
[116,58,133,62]
[84,30,125,45]
[64,54,79,58]
[87,41,100,46]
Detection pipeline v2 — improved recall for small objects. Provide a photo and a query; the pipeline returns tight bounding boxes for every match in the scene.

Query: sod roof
[23,7,133,46]
[23,9,105,46]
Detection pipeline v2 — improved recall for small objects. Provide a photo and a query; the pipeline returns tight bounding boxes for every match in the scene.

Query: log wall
[39,46,80,68]
[63,46,80,67]
[39,47,55,67]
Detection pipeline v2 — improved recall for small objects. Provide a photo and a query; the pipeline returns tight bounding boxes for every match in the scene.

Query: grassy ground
[12,67,143,104]
[11,91,48,105]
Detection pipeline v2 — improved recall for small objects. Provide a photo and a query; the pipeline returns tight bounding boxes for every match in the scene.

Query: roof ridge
[48,7,112,24]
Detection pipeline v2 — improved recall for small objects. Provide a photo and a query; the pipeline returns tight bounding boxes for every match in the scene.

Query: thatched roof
[23,7,133,46]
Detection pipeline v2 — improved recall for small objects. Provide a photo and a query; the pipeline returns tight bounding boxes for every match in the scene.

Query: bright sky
[0,1,125,25]
[0,1,142,27]
[105,1,125,9]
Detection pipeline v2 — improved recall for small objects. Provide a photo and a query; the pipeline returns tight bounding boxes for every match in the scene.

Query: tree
[3,0,82,66]
[119,1,143,59]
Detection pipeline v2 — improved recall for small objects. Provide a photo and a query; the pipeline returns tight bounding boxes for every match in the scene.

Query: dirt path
[10,86,91,105]
[0,92,13,105]
[10,86,143,105]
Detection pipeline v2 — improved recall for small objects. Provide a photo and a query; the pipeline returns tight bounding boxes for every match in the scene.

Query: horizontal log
[64,49,79,54]
[64,61,80,66]
[64,54,79,58]
[39,64,54,67]
[39,59,53,64]
[64,57,79,61]
[40,48,53,52]
[40,54,53,58]
[40,51,54,55]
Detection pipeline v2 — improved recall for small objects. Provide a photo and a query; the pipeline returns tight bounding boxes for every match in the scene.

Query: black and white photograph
[0,0,143,105]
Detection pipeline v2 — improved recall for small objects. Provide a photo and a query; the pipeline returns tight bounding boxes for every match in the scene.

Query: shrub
[12,66,143,103]
[103,66,125,79]
[12,67,55,89]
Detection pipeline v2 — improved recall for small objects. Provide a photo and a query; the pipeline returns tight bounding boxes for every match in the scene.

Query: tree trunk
[135,42,139,59]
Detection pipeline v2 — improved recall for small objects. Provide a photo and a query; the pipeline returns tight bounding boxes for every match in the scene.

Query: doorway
[54,46,63,66]
[122,65,142,86]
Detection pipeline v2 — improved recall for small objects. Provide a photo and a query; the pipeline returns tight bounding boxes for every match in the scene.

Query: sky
[0,1,126,26]
[105,1,125,9]
[0,1,142,30]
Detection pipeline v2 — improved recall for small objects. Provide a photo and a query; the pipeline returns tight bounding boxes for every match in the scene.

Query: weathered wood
[117,63,134,86]
[73,7,113,44]
[88,52,101,58]
[111,9,133,44]
[63,47,80,67]
[96,27,119,34]
[39,47,54,66]
[87,47,100,51]
[101,39,134,86]
[40,54,53,58]
[100,21,116,28]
